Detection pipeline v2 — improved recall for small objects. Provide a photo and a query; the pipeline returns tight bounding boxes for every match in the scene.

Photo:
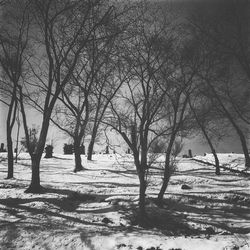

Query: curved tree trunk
[196,119,220,174]
[73,137,84,172]
[236,127,250,169]
[157,151,171,206]
[157,133,176,206]
[202,128,220,175]
[228,116,250,169]
[205,81,250,169]
[212,149,220,175]
[189,99,220,175]
[201,126,220,175]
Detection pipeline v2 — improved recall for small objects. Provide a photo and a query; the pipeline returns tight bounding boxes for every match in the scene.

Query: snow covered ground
[0,153,249,250]
[194,153,250,174]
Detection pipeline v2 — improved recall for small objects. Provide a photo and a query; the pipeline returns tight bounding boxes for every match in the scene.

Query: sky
[0,98,245,155]
[0,0,248,156]
[0,101,127,155]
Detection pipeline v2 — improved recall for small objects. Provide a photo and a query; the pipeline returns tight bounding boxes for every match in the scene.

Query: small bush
[44,145,53,158]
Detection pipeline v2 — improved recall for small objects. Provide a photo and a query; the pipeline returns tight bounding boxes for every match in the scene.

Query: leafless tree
[49,2,129,171]
[104,3,177,221]
[188,93,222,175]
[0,0,30,179]
[156,37,198,205]
[18,0,118,193]
[189,0,250,169]
[200,72,250,169]
[86,37,130,161]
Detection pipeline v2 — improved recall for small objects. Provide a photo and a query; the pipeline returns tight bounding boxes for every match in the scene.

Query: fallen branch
[192,158,250,177]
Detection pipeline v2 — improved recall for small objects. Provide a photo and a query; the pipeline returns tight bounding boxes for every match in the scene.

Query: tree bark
[25,155,43,193]
[15,114,20,163]
[157,152,171,206]
[87,126,98,160]
[226,114,250,169]
[157,133,176,205]
[236,127,250,169]
[6,92,17,179]
[200,125,220,175]
[87,139,95,161]
[6,130,14,179]
[190,102,221,175]
[24,115,50,193]
[212,149,220,175]
[74,137,84,172]
[138,169,147,224]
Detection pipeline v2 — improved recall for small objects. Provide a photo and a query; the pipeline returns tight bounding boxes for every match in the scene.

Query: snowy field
[0,153,249,250]
[194,153,250,175]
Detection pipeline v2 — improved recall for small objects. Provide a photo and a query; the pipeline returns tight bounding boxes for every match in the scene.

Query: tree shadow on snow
[0,186,132,231]
[146,191,250,236]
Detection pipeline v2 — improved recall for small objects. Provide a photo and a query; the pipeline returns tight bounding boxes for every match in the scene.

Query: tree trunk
[87,139,95,161]
[157,153,171,206]
[138,171,147,224]
[15,119,20,163]
[6,130,14,179]
[6,96,16,179]
[237,128,250,169]
[15,108,21,163]
[199,122,220,175]
[157,133,176,205]
[229,117,250,169]
[189,99,220,175]
[25,155,43,193]
[24,115,50,193]
[212,149,220,175]
[205,81,250,169]
[87,128,97,161]
[74,137,84,172]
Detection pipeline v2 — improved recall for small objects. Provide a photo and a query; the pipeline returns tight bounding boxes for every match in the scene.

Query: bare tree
[189,0,250,169]
[156,83,192,205]
[201,73,250,169]
[105,4,176,221]
[155,30,201,205]
[188,94,221,175]
[87,38,129,161]
[50,2,128,171]
[52,60,93,172]
[0,0,30,179]
[18,0,117,192]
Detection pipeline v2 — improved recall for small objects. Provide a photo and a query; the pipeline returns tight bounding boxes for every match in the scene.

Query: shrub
[63,144,74,154]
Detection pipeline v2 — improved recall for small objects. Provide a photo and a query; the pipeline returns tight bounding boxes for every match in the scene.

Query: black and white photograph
[0,0,249,249]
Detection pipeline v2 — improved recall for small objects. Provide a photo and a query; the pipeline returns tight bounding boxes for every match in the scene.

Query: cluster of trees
[1,0,250,221]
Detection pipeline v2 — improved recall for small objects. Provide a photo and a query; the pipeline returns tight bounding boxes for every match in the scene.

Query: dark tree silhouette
[0,0,30,179]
